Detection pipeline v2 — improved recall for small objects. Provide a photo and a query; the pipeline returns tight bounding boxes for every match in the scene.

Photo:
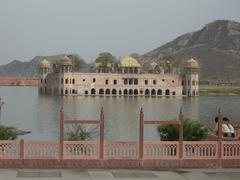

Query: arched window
[112,89,117,95]
[129,79,133,85]
[129,89,133,95]
[91,88,96,95]
[99,89,104,95]
[134,79,138,85]
[157,89,162,95]
[134,89,138,95]
[151,89,156,96]
[165,89,170,95]
[123,89,128,96]
[145,89,150,96]
[119,90,122,95]
[105,89,110,95]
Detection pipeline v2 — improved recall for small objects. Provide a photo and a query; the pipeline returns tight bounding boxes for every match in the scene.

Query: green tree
[0,125,18,140]
[95,52,115,67]
[157,119,208,141]
[67,54,85,71]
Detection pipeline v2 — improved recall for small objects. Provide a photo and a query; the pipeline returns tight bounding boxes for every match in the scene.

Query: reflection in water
[0,87,240,140]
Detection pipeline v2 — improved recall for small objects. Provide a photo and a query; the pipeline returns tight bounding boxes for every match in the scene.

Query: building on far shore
[38,56,199,97]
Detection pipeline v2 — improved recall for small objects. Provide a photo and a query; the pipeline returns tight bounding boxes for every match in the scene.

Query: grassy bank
[200,85,240,95]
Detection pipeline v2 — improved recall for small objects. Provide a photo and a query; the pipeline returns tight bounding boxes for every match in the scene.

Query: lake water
[0,86,240,141]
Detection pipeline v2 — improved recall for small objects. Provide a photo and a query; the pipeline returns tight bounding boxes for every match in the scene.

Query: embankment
[0,77,38,86]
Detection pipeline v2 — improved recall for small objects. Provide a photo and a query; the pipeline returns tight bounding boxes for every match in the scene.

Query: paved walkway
[0,168,240,180]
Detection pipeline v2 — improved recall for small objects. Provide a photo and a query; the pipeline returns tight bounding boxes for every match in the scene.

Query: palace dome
[119,57,141,68]
[59,55,73,66]
[39,59,50,68]
[185,58,199,68]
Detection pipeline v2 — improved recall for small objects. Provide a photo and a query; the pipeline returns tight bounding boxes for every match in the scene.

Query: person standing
[223,117,235,137]
[214,117,231,137]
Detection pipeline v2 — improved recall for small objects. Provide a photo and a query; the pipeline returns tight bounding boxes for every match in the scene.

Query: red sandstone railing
[222,141,240,159]
[183,141,218,159]
[0,108,240,168]
[24,141,59,159]
[104,141,139,159]
[63,141,99,159]
[0,141,20,159]
[0,140,239,160]
[144,141,179,159]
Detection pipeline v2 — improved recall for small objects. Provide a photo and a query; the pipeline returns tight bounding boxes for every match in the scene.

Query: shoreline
[200,85,240,96]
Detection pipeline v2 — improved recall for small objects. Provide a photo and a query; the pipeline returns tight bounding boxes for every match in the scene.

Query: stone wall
[47,73,185,96]
[0,77,38,86]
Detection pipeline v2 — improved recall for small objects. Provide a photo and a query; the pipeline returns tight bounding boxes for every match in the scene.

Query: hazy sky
[0,0,240,65]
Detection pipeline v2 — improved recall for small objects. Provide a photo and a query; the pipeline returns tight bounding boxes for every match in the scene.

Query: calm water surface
[0,87,240,141]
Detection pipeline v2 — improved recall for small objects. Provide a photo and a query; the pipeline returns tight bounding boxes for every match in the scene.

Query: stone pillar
[139,108,144,159]
[217,109,223,162]
[99,107,105,160]
[179,108,184,159]
[59,108,64,159]
[20,139,24,159]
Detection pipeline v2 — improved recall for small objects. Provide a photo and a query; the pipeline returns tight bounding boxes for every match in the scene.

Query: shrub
[0,125,18,140]
[157,119,208,141]
[65,124,98,141]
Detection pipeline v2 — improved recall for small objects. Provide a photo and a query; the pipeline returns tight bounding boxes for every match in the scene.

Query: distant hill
[0,54,91,77]
[1,20,240,84]
[139,20,240,84]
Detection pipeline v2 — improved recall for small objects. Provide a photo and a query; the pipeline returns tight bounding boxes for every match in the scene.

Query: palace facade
[38,56,199,97]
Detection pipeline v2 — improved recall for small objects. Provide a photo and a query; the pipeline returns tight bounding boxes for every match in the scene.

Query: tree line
[67,52,179,73]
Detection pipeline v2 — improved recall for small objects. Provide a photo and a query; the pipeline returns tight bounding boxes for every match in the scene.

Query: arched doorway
[105,89,110,95]
[112,89,117,95]
[123,89,128,96]
[91,88,96,95]
[165,89,170,96]
[119,90,122,95]
[134,89,138,95]
[145,89,150,96]
[99,89,104,95]
[129,89,133,95]
[157,89,162,96]
[151,89,156,96]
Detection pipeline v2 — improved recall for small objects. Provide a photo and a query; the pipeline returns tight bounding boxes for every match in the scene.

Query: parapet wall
[0,77,38,86]
[0,140,239,168]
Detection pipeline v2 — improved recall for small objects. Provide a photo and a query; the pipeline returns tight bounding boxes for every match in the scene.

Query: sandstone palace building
[38,56,199,97]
